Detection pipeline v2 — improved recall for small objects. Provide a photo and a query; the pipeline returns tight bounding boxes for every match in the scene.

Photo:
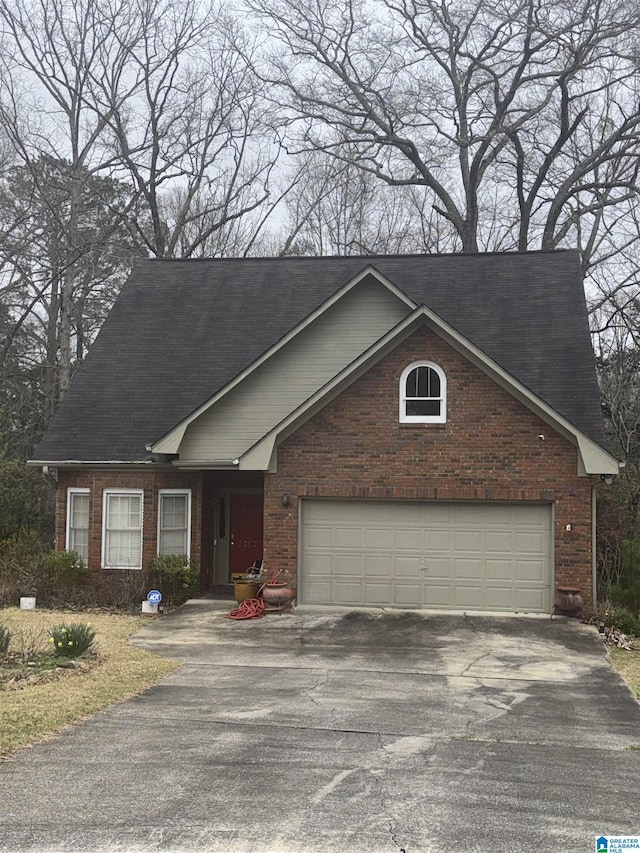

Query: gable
[277,326,584,477]
[241,309,617,475]
[175,275,411,462]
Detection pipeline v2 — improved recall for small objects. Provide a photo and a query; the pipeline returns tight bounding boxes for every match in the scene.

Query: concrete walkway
[1,602,639,852]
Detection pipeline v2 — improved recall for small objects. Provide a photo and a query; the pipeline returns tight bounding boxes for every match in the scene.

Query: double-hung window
[102,490,143,569]
[158,490,191,558]
[66,488,90,564]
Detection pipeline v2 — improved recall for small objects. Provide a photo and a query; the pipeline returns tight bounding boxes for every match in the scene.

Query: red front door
[229,493,264,577]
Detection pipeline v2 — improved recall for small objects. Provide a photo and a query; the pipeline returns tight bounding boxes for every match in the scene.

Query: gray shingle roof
[32,250,607,463]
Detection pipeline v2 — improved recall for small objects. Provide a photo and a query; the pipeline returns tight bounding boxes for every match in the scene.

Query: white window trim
[157,489,192,559]
[66,488,90,561]
[101,488,144,570]
[399,360,447,424]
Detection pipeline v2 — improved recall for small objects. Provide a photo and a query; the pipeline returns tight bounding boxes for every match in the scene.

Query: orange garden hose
[224,569,285,620]
[225,597,267,620]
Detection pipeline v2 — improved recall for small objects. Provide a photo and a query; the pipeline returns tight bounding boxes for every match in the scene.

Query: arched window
[399,361,446,423]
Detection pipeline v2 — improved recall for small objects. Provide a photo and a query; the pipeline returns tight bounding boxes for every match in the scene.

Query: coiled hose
[224,597,266,620]
[224,569,284,620]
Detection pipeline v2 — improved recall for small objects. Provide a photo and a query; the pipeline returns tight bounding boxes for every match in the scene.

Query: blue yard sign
[147,589,162,605]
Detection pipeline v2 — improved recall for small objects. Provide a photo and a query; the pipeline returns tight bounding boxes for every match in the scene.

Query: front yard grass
[609,646,640,701]
[0,607,180,756]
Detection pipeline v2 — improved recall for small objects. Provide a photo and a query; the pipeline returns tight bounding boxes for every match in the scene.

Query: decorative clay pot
[554,586,584,616]
[261,582,296,609]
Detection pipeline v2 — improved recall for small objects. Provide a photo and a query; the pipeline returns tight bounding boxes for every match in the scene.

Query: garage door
[300,500,552,612]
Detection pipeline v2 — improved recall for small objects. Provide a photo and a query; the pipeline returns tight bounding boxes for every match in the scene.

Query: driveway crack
[459,651,491,677]
[374,732,411,852]
[299,672,339,728]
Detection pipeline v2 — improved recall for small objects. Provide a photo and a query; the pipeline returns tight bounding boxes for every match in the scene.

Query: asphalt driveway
[1,602,639,853]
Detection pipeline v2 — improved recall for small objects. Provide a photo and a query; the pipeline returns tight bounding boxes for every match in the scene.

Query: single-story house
[31,250,618,612]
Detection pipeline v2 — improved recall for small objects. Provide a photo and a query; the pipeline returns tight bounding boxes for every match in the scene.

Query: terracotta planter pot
[554,586,584,616]
[261,582,296,609]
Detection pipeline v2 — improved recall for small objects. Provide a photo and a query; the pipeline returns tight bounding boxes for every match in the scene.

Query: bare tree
[247,0,640,261]
[594,323,640,590]
[0,0,291,543]
[93,0,282,258]
[596,324,640,464]
[0,0,286,432]
[0,156,138,425]
[278,150,456,255]
[0,0,141,398]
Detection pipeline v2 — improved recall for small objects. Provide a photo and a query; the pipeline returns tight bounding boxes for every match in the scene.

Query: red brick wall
[264,327,596,605]
[56,469,203,576]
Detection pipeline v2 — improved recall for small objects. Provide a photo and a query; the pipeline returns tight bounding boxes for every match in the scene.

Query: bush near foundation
[42,550,88,591]
[0,537,93,607]
[148,555,198,606]
[0,532,47,604]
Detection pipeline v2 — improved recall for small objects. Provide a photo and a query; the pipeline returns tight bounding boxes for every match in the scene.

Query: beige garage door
[300,500,552,612]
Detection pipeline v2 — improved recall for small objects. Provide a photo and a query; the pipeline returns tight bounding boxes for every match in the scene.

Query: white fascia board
[172,459,239,469]
[28,459,159,466]
[347,265,417,309]
[149,266,417,454]
[239,304,618,476]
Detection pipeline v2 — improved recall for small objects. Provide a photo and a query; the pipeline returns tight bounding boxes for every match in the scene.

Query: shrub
[148,554,198,606]
[0,624,11,655]
[48,622,96,659]
[0,531,48,603]
[603,606,640,638]
[91,570,153,610]
[12,625,49,662]
[609,538,640,620]
[0,452,55,542]
[42,549,88,590]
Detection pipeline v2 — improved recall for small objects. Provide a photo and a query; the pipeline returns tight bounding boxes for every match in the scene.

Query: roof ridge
[139,248,576,263]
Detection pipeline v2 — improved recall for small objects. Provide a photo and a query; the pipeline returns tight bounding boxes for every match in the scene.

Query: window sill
[399,422,447,429]
[101,565,142,571]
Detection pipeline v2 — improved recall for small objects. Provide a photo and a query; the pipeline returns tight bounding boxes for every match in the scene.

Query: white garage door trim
[299,499,553,613]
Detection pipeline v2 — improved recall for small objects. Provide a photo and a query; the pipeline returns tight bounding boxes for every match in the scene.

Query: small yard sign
[147,589,162,605]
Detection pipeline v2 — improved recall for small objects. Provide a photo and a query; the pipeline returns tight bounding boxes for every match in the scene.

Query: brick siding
[56,469,203,579]
[264,327,597,606]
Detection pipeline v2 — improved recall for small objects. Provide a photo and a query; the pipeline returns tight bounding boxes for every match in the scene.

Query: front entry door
[229,493,264,578]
